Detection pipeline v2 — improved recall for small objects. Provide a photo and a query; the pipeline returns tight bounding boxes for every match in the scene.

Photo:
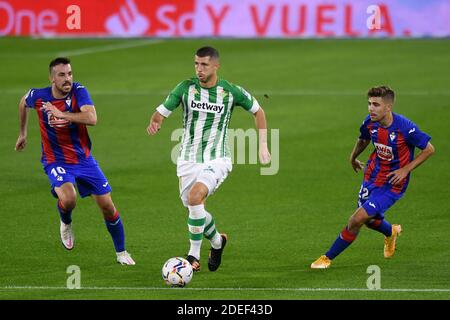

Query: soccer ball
[161,257,193,287]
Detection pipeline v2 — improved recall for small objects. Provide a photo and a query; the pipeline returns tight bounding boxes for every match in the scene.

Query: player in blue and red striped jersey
[311,86,435,269]
[15,57,135,265]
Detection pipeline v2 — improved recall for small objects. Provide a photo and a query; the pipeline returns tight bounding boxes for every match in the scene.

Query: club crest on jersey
[190,100,224,114]
[390,132,396,141]
[374,142,394,161]
[218,88,228,98]
[65,99,71,107]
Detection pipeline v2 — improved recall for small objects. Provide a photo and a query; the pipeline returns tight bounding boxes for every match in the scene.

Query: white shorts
[177,158,232,207]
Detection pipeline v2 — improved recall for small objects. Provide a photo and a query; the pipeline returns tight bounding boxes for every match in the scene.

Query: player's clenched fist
[147,121,161,135]
[15,135,27,151]
[259,144,271,165]
[147,111,164,135]
[42,102,64,119]
[351,159,365,172]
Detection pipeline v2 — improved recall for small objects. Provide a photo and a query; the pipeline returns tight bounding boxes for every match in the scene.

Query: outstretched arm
[41,102,97,126]
[387,142,435,185]
[15,95,30,151]
[253,107,271,164]
[147,111,165,135]
[349,138,371,172]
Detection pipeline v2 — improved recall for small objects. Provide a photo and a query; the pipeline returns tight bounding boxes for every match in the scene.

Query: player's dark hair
[367,86,395,103]
[49,57,71,73]
[196,46,219,60]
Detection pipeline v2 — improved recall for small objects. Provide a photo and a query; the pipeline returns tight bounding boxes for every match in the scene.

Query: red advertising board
[1,0,449,38]
[0,0,194,37]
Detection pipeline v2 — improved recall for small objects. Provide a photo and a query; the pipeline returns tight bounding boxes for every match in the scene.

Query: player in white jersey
[147,46,271,272]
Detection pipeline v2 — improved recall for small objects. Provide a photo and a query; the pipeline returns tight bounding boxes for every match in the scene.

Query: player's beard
[197,73,210,84]
[56,81,72,95]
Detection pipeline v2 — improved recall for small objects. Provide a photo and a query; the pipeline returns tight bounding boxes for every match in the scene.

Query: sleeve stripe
[24,89,34,108]
[156,104,172,117]
[248,99,260,114]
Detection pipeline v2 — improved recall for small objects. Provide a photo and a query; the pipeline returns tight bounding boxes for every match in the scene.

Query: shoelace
[384,235,394,247]
[119,252,132,259]
[62,226,72,239]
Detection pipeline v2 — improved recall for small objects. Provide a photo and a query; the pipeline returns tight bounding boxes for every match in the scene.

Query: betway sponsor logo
[190,100,224,114]
[374,142,394,161]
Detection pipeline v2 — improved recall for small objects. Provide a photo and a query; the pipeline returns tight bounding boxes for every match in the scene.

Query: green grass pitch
[0,38,449,300]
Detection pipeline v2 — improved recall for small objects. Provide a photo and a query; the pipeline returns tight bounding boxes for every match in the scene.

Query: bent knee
[99,203,116,216]
[187,193,203,206]
[348,216,370,232]
[188,188,207,206]
[56,184,77,210]
[60,196,76,211]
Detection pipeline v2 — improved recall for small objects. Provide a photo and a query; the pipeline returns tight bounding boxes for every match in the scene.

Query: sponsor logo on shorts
[203,166,215,174]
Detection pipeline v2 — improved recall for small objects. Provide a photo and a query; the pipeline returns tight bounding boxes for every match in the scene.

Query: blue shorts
[357,183,403,219]
[44,160,112,198]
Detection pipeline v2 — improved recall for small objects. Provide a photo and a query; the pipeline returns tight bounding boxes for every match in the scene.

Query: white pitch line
[57,39,164,57]
[1,286,450,293]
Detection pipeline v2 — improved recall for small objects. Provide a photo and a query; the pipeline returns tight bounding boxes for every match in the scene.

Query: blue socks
[57,200,72,225]
[325,227,357,260]
[325,219,393,260]
[104,211,125,252]
[57,201,126,253]
[366,219,392,237]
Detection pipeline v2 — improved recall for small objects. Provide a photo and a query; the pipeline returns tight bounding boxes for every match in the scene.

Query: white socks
[187,204,206,260]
